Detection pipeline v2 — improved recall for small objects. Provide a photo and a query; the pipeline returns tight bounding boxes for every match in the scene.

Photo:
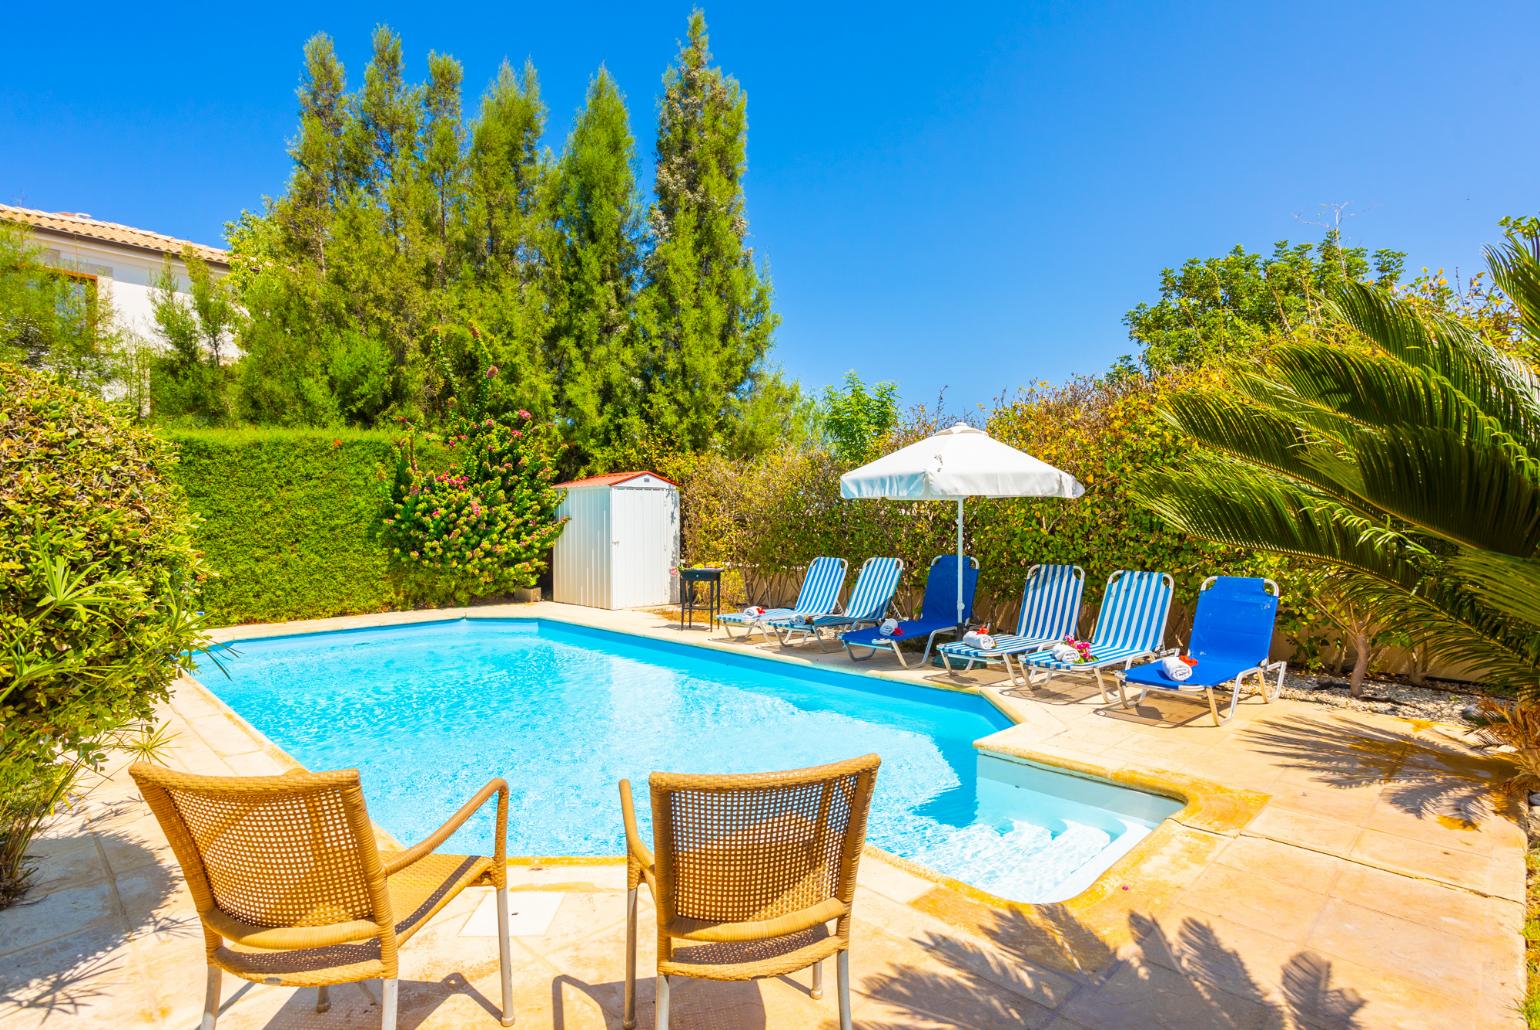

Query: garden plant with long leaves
[1139,225,1540,697]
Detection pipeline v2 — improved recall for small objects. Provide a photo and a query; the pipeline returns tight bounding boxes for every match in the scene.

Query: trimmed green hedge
[164,428,447,625]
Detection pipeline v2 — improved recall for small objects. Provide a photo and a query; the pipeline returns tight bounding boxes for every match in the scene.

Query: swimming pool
[194,618,1179,903]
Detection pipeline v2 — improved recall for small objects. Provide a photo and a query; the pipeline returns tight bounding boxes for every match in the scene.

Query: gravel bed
[1279,670,1483,724]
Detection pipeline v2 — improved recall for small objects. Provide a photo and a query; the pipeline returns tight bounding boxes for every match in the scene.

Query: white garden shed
[552,471,680,609]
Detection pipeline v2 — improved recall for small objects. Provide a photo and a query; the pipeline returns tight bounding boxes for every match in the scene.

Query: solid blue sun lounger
[936,563,1085,684]
[839,554,978,668]
[1118,576,1286,725]
[716,556,847,640]
[770,556,904,645]
[1016,569,1174,701]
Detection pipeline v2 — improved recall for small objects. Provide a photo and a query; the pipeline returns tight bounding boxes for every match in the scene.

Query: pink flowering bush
[385,359,567,602]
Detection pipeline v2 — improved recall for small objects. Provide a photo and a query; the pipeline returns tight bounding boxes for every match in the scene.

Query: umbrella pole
[956,497,964,631]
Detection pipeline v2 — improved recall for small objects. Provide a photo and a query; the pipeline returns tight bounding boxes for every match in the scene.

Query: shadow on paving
[248,972,509,1030]
[861,904,1368,1029]
[1,830,185,1022]
[1240,716,1514,827]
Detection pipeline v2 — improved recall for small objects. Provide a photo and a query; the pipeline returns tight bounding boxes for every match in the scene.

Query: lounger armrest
[619,779,657,890]
[382,777,509,878]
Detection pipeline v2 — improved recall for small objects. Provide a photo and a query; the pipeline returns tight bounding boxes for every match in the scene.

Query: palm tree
[1139,226,1540,696]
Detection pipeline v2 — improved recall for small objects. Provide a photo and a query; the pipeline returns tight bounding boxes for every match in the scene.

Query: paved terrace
[0,602,1526,1029]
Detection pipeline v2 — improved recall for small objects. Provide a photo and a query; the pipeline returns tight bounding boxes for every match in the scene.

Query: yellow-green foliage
[974,373,1257,624]
[664,375,1258,631]
[164,427,452,625]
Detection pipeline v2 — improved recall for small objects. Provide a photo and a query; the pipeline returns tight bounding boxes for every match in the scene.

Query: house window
[50,268,99,337]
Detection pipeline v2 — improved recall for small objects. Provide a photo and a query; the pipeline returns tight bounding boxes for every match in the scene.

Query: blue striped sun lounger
[936,563,1085,684]
[771,556,903,646]
[715,556,847,640]
[1017,570,1174,701]
[1118,576,1287,725]
[839,555,978,668]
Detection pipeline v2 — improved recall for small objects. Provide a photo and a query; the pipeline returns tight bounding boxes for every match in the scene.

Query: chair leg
[811,959,823,1000]
[316,984,330,1014]
[1094,668,1109,703]
[495,886,515,1026]
[837,951,852,1030]
[380,978,398,1030]
[201,964,221,1030]
[623,888,638,1029]
[1206,687,1221,726]
[656,974,671,1030]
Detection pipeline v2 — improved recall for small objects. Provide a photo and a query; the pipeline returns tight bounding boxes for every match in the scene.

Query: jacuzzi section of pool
[194,618,1179,903]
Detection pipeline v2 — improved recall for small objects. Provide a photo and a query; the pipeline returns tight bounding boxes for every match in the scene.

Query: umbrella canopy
[840,422,1084,627]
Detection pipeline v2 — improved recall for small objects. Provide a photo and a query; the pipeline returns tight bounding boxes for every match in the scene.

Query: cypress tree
[636,11,778,453]
[546,69,644,469]
[454,61,555,422]
[420,52,466,292]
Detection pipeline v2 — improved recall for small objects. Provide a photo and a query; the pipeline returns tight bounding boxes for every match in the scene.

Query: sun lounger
[937,563,1084,682]
[1016,570,1174,700]
[839,554,978,668]
[771,556,903,645]
[1118,576,1286,725]
[716,556,847,639]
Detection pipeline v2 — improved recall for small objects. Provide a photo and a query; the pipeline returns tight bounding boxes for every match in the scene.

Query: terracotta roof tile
[555,470,677,489]
[0,203,229,266]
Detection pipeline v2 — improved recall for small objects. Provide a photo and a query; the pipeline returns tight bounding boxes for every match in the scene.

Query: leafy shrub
[0,363,207,902]
[386,368,567,602]
[165,427,453,623]
[665,376,1261,634]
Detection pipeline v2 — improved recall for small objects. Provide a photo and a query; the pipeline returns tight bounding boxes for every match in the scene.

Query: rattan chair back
[648,754,879,930]
[133,766,389,931]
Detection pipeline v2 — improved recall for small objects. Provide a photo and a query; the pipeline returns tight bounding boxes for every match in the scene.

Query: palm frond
[1323,572,1538,691]
[1445,552,1540,629]
[1347,426,1540,555]
[1270,346,1536,466]
[1486,236,1540,347]
[1158,391,1362,503]
[1140,462,1423,589]
[1330,281,1540,444]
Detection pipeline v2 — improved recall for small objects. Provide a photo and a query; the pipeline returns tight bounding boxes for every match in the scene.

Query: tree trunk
[1349,631,1371,697]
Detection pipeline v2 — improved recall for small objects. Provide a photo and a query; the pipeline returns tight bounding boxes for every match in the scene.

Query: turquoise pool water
[194,618,1178,902]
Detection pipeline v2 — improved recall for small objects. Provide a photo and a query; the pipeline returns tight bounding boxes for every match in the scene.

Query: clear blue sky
[4,2,1536,411]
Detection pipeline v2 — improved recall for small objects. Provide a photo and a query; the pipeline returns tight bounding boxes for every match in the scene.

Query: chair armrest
[618,779,656,890]
[382,777,508,878]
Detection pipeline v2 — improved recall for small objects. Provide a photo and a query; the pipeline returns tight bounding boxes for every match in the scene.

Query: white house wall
[36,230,235,359]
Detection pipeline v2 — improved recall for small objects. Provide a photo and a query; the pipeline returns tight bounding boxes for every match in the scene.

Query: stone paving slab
[0,602,1526,1028]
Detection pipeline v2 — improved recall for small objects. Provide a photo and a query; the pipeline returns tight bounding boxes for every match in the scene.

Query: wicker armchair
[129,765,515,1030]
[619,753,881,1030]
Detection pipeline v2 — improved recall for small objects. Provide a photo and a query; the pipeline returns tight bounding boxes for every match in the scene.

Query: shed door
[609,487,676,608]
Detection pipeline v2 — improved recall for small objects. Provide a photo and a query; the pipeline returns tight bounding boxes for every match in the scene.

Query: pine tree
[636,11,778,453]
[280,34,349,267]
[546,69,644,468]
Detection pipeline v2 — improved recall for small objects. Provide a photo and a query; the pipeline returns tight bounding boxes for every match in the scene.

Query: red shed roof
[555,470,678,489]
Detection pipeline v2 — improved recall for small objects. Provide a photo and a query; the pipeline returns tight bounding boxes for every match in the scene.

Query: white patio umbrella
[839,422,1084,628]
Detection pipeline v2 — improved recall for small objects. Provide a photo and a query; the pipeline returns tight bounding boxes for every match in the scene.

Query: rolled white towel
[879,618,900,637]
[974,634,997,650]
[1161,655,1193,681]
[962,630,984,646]
[1050,642,1080,663]
[745,605,766,617]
